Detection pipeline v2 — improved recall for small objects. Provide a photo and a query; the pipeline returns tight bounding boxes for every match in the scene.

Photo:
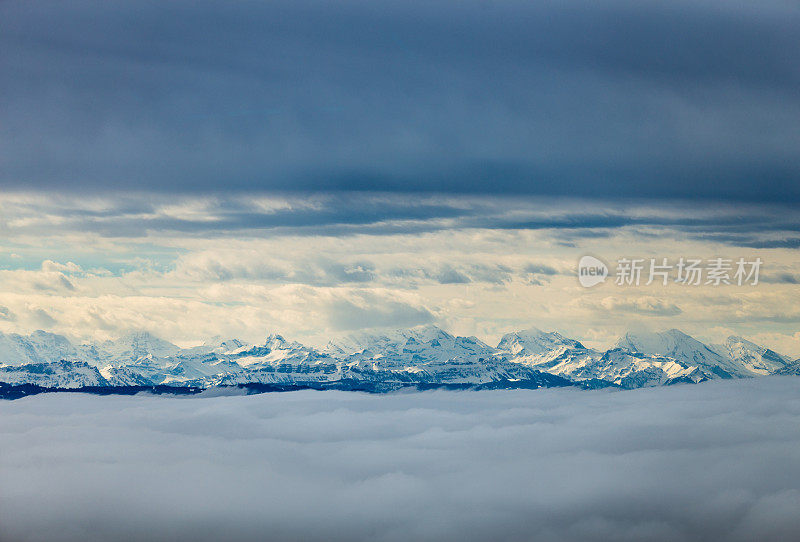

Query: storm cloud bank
[2,0,800,201]
[2,378,800,542]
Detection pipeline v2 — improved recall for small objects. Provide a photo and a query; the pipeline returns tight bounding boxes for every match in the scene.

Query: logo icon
[578,255,608,288]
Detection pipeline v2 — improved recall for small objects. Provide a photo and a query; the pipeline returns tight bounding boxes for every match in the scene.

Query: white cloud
[1,378,800,541]
[0,194,798,351]
[41,260,83,274]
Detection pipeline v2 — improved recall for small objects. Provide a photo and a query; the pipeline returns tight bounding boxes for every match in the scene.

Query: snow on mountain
[333,325,496,371]
[0,326,796,392]
[541,347,709,388]
[99,365,157,386]
[182,337,250,357]
[127,333,342,387]
[711,336,792,375]
[324,325,455,356]
[97,331,181,363]
[0,360,107,388]
[495,328,591,376]
[497,328,584,357]
[615,329,749,378]
[498,330,711,388]
[200,334,341,386]
[0,330,84,366]
[185,325,543,387]
[230,334,331,368]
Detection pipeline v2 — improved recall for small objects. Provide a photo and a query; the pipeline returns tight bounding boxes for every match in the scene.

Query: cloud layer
[2,0,800,200]
[0,192,799,354]
[2,192,799,242]
[2,378,800,541]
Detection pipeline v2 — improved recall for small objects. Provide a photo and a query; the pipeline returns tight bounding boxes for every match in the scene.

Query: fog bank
[2,378,800,542]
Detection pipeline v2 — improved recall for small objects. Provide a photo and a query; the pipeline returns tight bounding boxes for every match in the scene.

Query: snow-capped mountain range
[0,326,797,393]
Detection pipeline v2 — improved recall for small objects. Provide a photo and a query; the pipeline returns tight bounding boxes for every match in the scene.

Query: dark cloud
[2,0,800,201]
[2,378,800,541]
[763,273,800,284]
[321,261,376,283]
[176,253,570,288]
[3,194,800,249]
[176,254,381,286]
[432,265,471,285]
[736,239,800,250]
[31,273,76,292]
[524,264,559,275]
[465,264,513,285]
[522,263,559,285]
[688,234,800,250]
[0,306,16,321]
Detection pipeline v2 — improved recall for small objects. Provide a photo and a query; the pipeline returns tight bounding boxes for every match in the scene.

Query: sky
[2,379,800,542]
[1,0,799,354]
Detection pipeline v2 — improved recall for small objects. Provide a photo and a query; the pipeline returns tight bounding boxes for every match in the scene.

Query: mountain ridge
[0,326,796,393]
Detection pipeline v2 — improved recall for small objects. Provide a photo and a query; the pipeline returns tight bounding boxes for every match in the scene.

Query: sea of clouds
[2,378,800,542]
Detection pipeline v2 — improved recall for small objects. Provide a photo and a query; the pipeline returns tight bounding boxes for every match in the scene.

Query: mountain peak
[725,335,757,348]
[616,329,695,353]
[508,327,546,339]
[400,324,453,343]
[101,330,180,360]
[715,335,791,375]
[0,325,796,390]
[265,333,288,347]
[616,328,755,378]
[497,328,583,356]
[0,330,81,366]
